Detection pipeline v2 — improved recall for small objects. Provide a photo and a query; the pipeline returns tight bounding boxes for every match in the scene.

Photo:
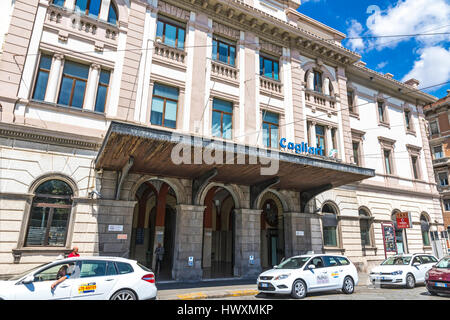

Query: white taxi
[0,256,157,300]
[369,253,438,289]
[257,254,359,299]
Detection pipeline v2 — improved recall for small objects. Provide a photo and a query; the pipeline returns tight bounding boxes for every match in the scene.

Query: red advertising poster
[381,223,397,259]
[396,212,411,229]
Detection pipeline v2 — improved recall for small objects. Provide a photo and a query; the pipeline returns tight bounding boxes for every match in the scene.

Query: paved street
[157,274,450,300]
[213,285,449,300]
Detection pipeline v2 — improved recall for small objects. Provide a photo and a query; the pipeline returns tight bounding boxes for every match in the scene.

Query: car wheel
[110,289,137,300]
[342,276,355,294]
[291,279,307,299]
[405,274,415,289]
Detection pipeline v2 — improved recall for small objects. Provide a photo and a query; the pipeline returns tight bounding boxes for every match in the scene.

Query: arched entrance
[202,187,236,279]
[260,192,285,270]
[130,180,177,280]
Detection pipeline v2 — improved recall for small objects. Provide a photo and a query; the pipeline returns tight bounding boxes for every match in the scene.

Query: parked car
[425,255,450,296]
[0,256,157,300]
[257,254,359,299]
[370,253,438,289]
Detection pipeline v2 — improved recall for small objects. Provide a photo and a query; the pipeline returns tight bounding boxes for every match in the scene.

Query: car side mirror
[308,265,316,270]
[22,275,34,284]
[413,262,420,266]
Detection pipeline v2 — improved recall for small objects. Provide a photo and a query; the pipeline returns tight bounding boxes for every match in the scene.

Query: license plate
[375,277,385,280]
[261,283,269,288]
[434,282,447,288]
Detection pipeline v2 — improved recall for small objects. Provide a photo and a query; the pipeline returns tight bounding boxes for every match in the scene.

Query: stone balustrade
[153,41,187,65]
[211,60,238,82]
[260,76,283,95]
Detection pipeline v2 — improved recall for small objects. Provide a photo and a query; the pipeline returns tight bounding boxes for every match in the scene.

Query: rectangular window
[32,54,52,101]
[347,90,354,113]
[444,200,450,211]
[262,111,279,148]
[314,70,322,93]
[434,146,444,159]
[156,17,186,50]
[384,149,393,175]
[57,60,89,108]
[411,155,419,180]
[315,125,326,153]
[150,83,179,129]
[405,110,412,131]
[94,70,111,113]
[212,37,236,66]
[438,172,449,186]
[430,121,439,135]
[378,101,386,123]
[52,0,65,7]
[260,55,279,81]
[353,142,360,166]
[212,99,233,140]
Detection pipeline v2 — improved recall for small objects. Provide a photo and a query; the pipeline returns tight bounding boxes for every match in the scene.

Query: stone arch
[321,200,340,215]
[113,0,129,25]
[256,189,290,213]
[28,173,79,197]
[197,182,243,209]
[128,175,187,204]
[358,206,372,217]
[420,211,431,222]
[302,61,337,95]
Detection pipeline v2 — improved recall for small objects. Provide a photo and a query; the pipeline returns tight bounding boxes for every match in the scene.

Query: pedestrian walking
[154,243,164,275]
[68,246,80,258]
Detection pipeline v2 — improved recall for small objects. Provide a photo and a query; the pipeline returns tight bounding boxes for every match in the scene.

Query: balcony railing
[260,76,283,96]
[153,41,187,65]
[305,89,337,113]
[211,60,238,83]
[46,5,119,46]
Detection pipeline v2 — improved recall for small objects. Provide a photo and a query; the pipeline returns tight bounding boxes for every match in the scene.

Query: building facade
[424,91,450,254]
[0,0,445,281]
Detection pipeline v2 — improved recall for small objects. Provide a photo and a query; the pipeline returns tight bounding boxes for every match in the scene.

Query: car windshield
[8,263,49,281]
[381,256,412,265]
[435,257,450,269]
[275,257,310,269]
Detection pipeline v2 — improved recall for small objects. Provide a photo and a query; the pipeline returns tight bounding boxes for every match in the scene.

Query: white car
[369,253,438,289]
[0,256,157,300]
[257,254,359,299]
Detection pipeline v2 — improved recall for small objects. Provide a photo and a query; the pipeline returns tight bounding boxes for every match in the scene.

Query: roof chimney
[404,78,420,89]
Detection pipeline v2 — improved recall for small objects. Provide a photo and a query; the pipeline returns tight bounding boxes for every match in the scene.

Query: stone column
[99,0,112,21]
[172,204,206,281]
[64,0,76,10]
[44,53,64,103]
[326,125,333,156]
[84,63,101,111]
[284,212,323,257]
[234,209,262,278]
[310,121,317,149]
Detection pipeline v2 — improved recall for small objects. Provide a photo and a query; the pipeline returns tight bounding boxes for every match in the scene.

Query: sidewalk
[156,274,370,300]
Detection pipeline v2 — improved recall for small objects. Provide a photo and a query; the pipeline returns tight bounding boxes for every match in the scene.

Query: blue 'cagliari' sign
[279,138,324,156]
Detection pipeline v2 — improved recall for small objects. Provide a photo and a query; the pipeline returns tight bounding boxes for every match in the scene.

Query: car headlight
[391,271,403,276]
[274,274,291,280]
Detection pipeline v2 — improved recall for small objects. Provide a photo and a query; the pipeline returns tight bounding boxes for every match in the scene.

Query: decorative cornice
[0,123,102,151]
[158,0,191,21]
[212,21,240,40]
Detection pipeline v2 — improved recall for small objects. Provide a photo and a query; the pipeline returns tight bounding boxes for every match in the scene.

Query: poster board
[381,222,397,259]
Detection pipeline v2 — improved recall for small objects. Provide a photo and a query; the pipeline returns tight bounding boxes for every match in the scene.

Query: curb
[174,289,259,300]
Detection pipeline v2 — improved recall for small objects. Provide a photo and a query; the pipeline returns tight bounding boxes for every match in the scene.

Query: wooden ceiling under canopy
[95,122,375,193]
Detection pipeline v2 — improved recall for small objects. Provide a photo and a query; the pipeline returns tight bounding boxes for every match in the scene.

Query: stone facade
[0,0,446,280]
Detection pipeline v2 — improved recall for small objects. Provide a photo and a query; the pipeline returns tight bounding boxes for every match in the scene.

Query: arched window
[75,0,102,19]
[359,208,372,247]
[322,203,338,247]
[420,214,431,246]
[108,1,118,25]
[25,180,73,247]
[313,70,323,93]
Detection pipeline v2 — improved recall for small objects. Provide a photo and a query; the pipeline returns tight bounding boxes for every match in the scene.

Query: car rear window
[335,257,350,265]
[137,262,152,272]
[116,262,134,274]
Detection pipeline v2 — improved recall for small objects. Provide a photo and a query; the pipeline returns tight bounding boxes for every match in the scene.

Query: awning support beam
[115,157,134,200]
[300,183,333,213]
[250,177,280,209]
[192,168,218,205]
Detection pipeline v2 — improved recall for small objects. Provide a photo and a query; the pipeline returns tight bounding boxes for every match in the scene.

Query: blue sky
[298,0,450,99]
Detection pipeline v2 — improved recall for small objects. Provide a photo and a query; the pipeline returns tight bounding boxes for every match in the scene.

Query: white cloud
[366,0,450,50]
[347,19,365,52]
[402,46,450,90]
[376,61,388,70]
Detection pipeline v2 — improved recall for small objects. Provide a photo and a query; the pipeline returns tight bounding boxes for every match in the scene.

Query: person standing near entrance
[68,246,80,258]
[155,243,164,275]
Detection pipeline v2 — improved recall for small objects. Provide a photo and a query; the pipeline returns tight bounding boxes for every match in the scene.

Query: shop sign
[108,225,123,232]
[296,231,304,236]
[382,223,397,258]
[396,212,412,229]
[117,234,127,240]
[279,138,324,156]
